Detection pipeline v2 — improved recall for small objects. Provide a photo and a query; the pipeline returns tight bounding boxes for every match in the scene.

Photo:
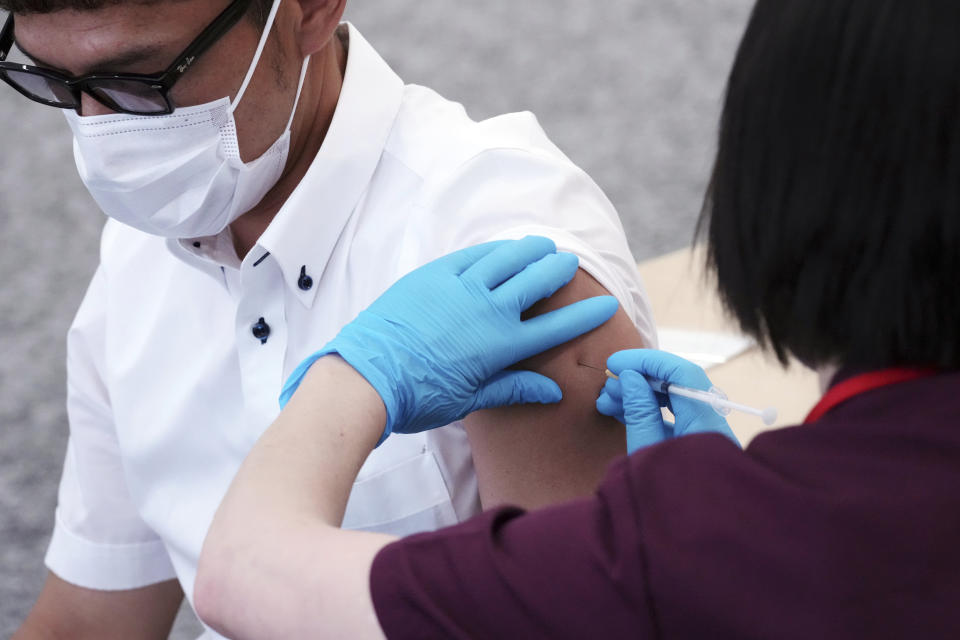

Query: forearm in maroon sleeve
[368,458,656,640]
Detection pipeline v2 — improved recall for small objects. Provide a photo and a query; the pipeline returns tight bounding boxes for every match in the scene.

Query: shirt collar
[258,23,404,307]
[168,24,404,306]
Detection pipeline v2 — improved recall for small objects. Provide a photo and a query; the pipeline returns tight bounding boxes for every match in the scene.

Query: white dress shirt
[45,23,656,636]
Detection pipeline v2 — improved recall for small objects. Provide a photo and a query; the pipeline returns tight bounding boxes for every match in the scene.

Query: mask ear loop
[231,0,284,113]
[284,55,311,131]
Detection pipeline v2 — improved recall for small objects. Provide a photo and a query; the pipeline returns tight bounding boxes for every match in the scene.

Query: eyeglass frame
[0,0,254,116]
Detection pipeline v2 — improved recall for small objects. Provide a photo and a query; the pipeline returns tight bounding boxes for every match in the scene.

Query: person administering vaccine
[193,0,960,636]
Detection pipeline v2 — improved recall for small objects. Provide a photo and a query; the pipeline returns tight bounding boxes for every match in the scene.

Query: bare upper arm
[14,573,183,640]
[463,268,647,510]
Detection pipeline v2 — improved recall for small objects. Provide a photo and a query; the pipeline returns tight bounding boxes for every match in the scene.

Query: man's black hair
[1,0,273,28]
[700,0,960,370]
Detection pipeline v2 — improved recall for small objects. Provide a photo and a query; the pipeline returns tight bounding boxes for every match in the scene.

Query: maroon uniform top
[369,371,960,639]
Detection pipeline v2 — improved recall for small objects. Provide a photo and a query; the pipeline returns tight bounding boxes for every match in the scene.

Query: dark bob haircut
[700,0,960,370]
[1,0,273,28]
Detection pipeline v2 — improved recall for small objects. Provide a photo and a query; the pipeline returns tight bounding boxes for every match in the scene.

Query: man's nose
[79,92,117,117]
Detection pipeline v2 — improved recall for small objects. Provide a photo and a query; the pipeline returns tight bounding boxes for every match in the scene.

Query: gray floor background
[0,1,753,636]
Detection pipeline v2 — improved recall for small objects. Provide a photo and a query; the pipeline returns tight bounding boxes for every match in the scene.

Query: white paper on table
[656,328,756,370]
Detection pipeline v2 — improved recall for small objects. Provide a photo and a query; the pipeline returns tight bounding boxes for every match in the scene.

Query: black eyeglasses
[0,0,253,116]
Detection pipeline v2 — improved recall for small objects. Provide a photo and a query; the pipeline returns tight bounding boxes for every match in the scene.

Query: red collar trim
[804,368,938,424]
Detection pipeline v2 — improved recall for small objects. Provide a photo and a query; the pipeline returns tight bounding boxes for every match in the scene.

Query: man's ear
[295,0,347,58]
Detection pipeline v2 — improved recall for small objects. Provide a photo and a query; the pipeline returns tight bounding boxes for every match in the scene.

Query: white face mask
[64,0,309,239]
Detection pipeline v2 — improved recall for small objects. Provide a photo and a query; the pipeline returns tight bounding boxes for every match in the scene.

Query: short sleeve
[45,266,177,590]
[414,146,658,350]
[369,458,657,639]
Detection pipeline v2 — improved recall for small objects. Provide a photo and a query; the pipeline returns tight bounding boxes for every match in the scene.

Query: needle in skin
[577,361,607,373]
[580,361,777,425]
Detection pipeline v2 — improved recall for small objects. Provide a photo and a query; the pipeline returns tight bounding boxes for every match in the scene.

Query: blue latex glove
[596,349,740,453]
[281,236,619,444]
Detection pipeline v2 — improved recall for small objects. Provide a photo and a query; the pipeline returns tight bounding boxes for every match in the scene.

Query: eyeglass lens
[86,80,168,113]
[3,69,77,107]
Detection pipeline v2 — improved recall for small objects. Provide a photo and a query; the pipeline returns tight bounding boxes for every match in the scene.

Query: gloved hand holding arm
[281,235,619,441]
[596,349,740,453]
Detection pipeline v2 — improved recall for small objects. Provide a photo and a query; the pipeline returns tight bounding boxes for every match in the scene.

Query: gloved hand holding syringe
[593,349,777,453]
[604,368,778,426]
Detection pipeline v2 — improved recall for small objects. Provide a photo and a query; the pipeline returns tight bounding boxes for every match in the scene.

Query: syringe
[604,369,778,426]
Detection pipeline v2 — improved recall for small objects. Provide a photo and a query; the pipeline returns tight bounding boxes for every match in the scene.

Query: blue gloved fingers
[607,349,714,392]
[608,351,739,446]
[605,375,670,409]
[494,251,579,313]
[431,240,510,275]
[596,390,625,424]
[602,377,622,401]
[620,370,669,453]
[462,235,557,289]
[471,370,563,411]
[517,295,619,361]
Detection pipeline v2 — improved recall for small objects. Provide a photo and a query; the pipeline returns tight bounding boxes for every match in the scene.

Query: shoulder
[622,433,752,506]
[385,83,565,182]
[617,432,844,533]
[385,84,606,214]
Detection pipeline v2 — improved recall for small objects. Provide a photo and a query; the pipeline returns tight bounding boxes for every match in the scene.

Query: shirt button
[251,317,271,344]
[298,265,313,291]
